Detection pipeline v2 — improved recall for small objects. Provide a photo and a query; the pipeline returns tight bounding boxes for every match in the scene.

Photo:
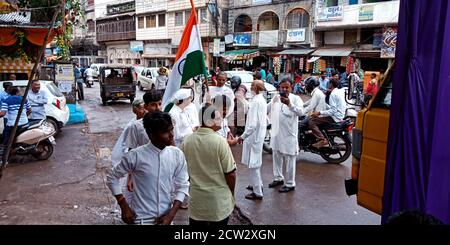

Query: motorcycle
[1,120,56,161]
[263,116,354,164]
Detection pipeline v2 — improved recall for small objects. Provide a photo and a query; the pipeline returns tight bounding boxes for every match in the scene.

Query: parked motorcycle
[263,116,353,164]
[1,120,56,161]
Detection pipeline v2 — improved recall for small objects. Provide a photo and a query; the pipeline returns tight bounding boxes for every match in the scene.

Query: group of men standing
[0,74,48,145]
[106,68,348,225]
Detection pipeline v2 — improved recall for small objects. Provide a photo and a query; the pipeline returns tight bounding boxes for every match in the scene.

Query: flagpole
[190,0,209,93]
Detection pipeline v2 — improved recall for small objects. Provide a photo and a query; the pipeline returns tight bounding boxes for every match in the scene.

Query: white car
[136,67,159,91]
[90,63,107,78]
[0,80,70,135]
[224,70,278,102]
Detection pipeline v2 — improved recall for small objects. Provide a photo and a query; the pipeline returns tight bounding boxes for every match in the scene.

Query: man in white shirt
[303,77,327,115]
[107,111,190,225]
[27,80,48,123]
[169,89,199,147]
[310,79,347,148]
[84,67,94,88]
[237,80,267,200]
[268,77,305,193]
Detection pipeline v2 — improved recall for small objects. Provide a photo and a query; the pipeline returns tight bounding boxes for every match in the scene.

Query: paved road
[0,83,380,224]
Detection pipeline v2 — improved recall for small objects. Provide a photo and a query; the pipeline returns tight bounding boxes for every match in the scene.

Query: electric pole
[214,0,219,70]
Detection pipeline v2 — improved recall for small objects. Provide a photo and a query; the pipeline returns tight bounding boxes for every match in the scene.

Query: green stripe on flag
[181,50,207,85]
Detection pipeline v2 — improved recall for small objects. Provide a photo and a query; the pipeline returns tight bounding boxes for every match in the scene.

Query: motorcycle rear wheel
[32,140,54,161]
[320,134,352,164]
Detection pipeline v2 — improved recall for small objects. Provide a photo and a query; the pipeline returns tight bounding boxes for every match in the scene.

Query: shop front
[221,49,260,71]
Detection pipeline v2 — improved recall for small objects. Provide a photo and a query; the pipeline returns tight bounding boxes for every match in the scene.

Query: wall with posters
[55,63,76,104]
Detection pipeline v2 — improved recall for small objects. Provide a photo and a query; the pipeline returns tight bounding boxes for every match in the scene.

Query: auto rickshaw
[99,65,136,106]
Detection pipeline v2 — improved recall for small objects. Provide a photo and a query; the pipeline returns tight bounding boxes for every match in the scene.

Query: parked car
[136,67,159,91]
[0,80,70,136]
[90,63,107,78]
[223,70,278,102]
[136,67,172,91]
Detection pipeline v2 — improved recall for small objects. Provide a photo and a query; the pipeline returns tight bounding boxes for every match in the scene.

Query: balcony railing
[97,31,136,42]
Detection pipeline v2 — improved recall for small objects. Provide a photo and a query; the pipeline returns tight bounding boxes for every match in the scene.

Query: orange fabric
[175,0,198,61]
[0,28,17,46]
[24,28,57,46]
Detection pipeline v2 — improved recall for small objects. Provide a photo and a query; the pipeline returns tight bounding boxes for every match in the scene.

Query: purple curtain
[382,0,450,224]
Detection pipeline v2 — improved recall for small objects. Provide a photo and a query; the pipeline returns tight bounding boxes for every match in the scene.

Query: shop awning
[352,49,381,58]
[276,49,315,55]
[311,47,354,57]
[221,49,260,62]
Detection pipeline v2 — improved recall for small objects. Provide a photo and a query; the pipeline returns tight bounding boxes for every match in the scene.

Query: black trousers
[189,217,229,226]
[77,82,84,100]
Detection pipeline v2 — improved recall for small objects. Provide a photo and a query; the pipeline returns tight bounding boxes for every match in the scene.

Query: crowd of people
[105,62,381,225]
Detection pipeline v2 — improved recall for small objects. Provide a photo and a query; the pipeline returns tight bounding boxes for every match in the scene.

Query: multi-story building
[226,0,315,74]
[136,0,228,69]
[71,0,103,67]
[313,0,399,73]
[95,0,139,65]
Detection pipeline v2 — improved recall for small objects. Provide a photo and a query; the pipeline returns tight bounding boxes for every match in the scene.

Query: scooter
[1,119,56,161]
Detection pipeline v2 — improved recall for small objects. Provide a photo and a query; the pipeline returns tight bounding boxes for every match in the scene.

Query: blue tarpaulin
[67,104,85,125]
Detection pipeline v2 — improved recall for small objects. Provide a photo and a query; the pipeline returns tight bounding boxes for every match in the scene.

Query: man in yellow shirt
[181,104,236,226]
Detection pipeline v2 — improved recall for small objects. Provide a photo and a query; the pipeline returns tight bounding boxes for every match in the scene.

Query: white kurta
[208,86,235,118]
[241,93,267,169]
[269,93,304,156]
[169,103,199,147]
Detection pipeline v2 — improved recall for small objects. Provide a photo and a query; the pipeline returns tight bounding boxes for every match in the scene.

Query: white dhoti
[272,150,297,188]
[249,167,263,196]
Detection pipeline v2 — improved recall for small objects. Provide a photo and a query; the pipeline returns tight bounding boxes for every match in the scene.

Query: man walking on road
[268,77,304,193]
[238,80,267,200]
[181,104,236,226]
[107,111,189,225]
[27,80,48,123]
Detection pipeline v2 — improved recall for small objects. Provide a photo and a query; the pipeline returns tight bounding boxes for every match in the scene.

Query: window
[175,12,183,26]
[234,15,252,32]
[158,14,165,27]
[126,59,132,64]
[185,11,191,24]
[286,8,309,29]
[87,20,95,32]
[146,15,156,28]
[46,83,64,97]
[361,28,381,45]
[199,8,207,23]
[138,17,145,29]
[117,59,123,64]
[326,0,338,7]
[157,59,166,67]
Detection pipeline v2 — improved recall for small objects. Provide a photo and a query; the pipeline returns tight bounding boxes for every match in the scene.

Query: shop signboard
[219,42,225,52]
[252,0,271,5]
[259,30,278,47]
[286,28,306,42]
[318,6,344,22]
[130,41,144,53]
[225,34,234,44]
[359,5,374,21]
[213,38,221,57]
[381,27,397,58]
[233,33,252,46]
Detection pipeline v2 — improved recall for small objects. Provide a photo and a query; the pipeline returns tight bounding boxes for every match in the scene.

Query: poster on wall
[381,27,397,58]
[55,63,76,104]
[359,5,374,21]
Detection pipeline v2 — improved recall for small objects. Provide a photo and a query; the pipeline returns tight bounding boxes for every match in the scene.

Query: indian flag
[163,0,207,112]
